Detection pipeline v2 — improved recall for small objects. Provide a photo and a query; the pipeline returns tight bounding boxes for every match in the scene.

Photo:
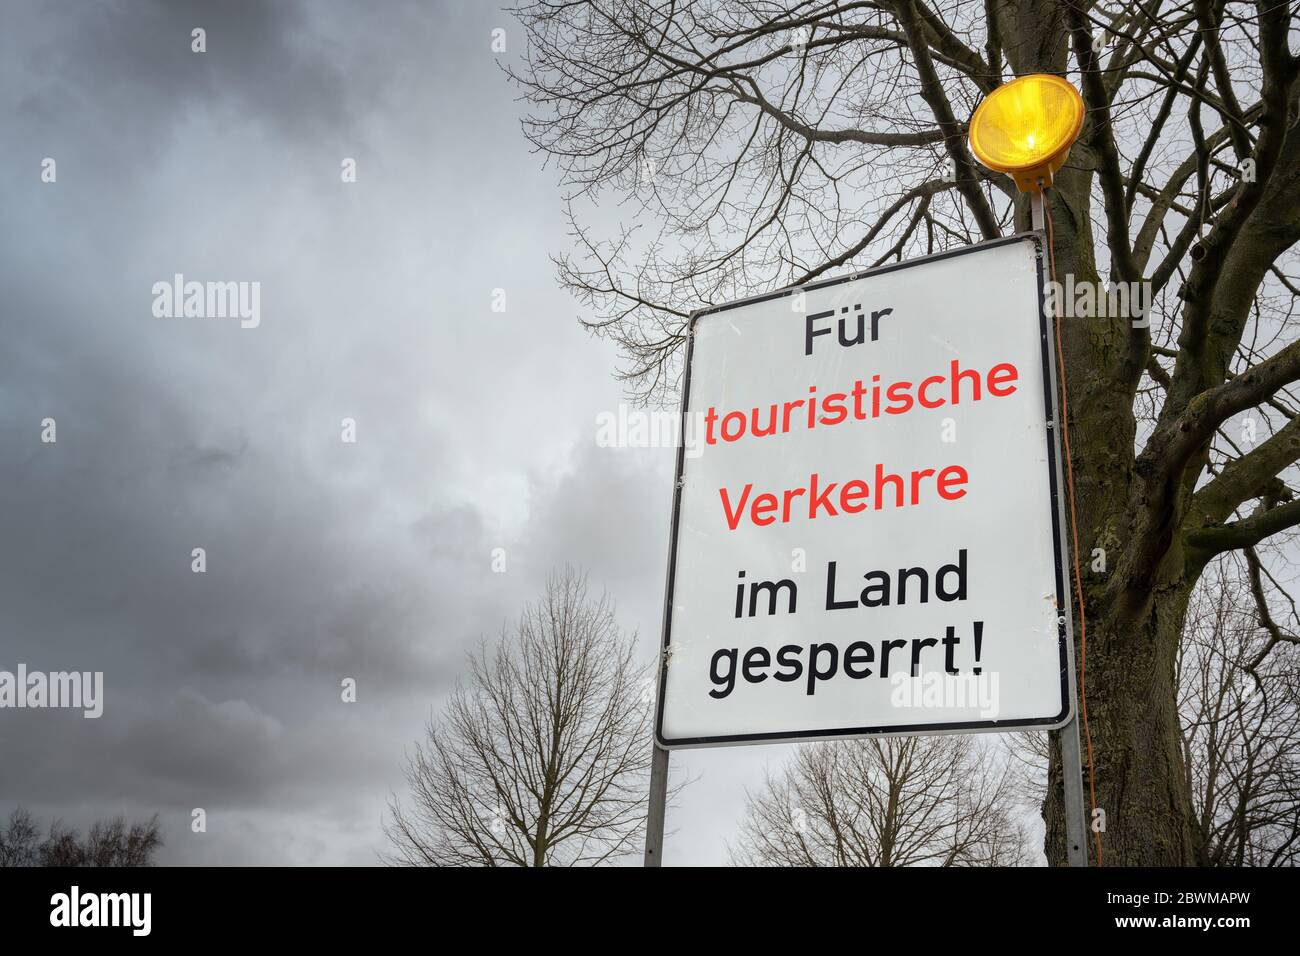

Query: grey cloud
[0,0,769,865]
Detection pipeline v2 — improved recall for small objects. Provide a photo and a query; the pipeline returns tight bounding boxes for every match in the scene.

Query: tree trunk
[1007,17,1208,857]
[1031,172,1206,865]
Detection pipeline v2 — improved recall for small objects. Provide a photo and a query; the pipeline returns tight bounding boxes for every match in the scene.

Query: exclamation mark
[972,621,983,675]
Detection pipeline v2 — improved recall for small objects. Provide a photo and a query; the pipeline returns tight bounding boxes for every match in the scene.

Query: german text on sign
[656,237,1072,748]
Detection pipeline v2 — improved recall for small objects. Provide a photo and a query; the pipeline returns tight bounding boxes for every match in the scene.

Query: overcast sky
[0,0,844,865]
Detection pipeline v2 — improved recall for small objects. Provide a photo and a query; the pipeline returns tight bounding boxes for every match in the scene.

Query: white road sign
[655,236,1074,748]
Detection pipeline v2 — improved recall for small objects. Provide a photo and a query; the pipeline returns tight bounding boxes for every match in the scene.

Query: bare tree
[1179,556,1300,865]
[0,808,162,866]
[0,809,40,867]
[384,569,658,866]
[729,735,1029,866]
[510,0,1300,864]
[1003,731,1051,815]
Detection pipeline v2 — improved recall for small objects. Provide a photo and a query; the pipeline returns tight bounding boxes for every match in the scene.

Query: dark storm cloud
[0,0,589,864]
[0,0,765,865]
[12,0,350,149]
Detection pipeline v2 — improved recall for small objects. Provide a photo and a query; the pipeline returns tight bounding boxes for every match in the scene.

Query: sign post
[643,743,668,867]
[1031,189,1090,868]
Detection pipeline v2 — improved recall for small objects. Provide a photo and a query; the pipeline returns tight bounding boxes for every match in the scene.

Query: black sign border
[654,234,1075,748]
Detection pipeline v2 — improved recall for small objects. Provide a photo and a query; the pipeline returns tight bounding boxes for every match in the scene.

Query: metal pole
[1059,709,1090,866]
[644,744,669,866]
[1032,186,1089,867]
[1029,187,1046,232]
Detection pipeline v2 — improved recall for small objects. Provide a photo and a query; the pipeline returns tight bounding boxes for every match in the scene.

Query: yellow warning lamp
[968,74,1084,193]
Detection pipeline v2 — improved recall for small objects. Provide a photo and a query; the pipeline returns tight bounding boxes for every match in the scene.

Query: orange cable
[1042,188,1104,867]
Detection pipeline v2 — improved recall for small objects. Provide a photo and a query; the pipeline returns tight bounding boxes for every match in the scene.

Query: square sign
[655,236,1073,748]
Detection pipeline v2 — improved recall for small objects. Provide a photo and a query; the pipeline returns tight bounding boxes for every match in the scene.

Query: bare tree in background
[511,0,1300,864]
[1005,552,1300,864]
[730,735,1029,866]
[0,808,162,866]
[384,569,658,866]
[1179,556,1300,865]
